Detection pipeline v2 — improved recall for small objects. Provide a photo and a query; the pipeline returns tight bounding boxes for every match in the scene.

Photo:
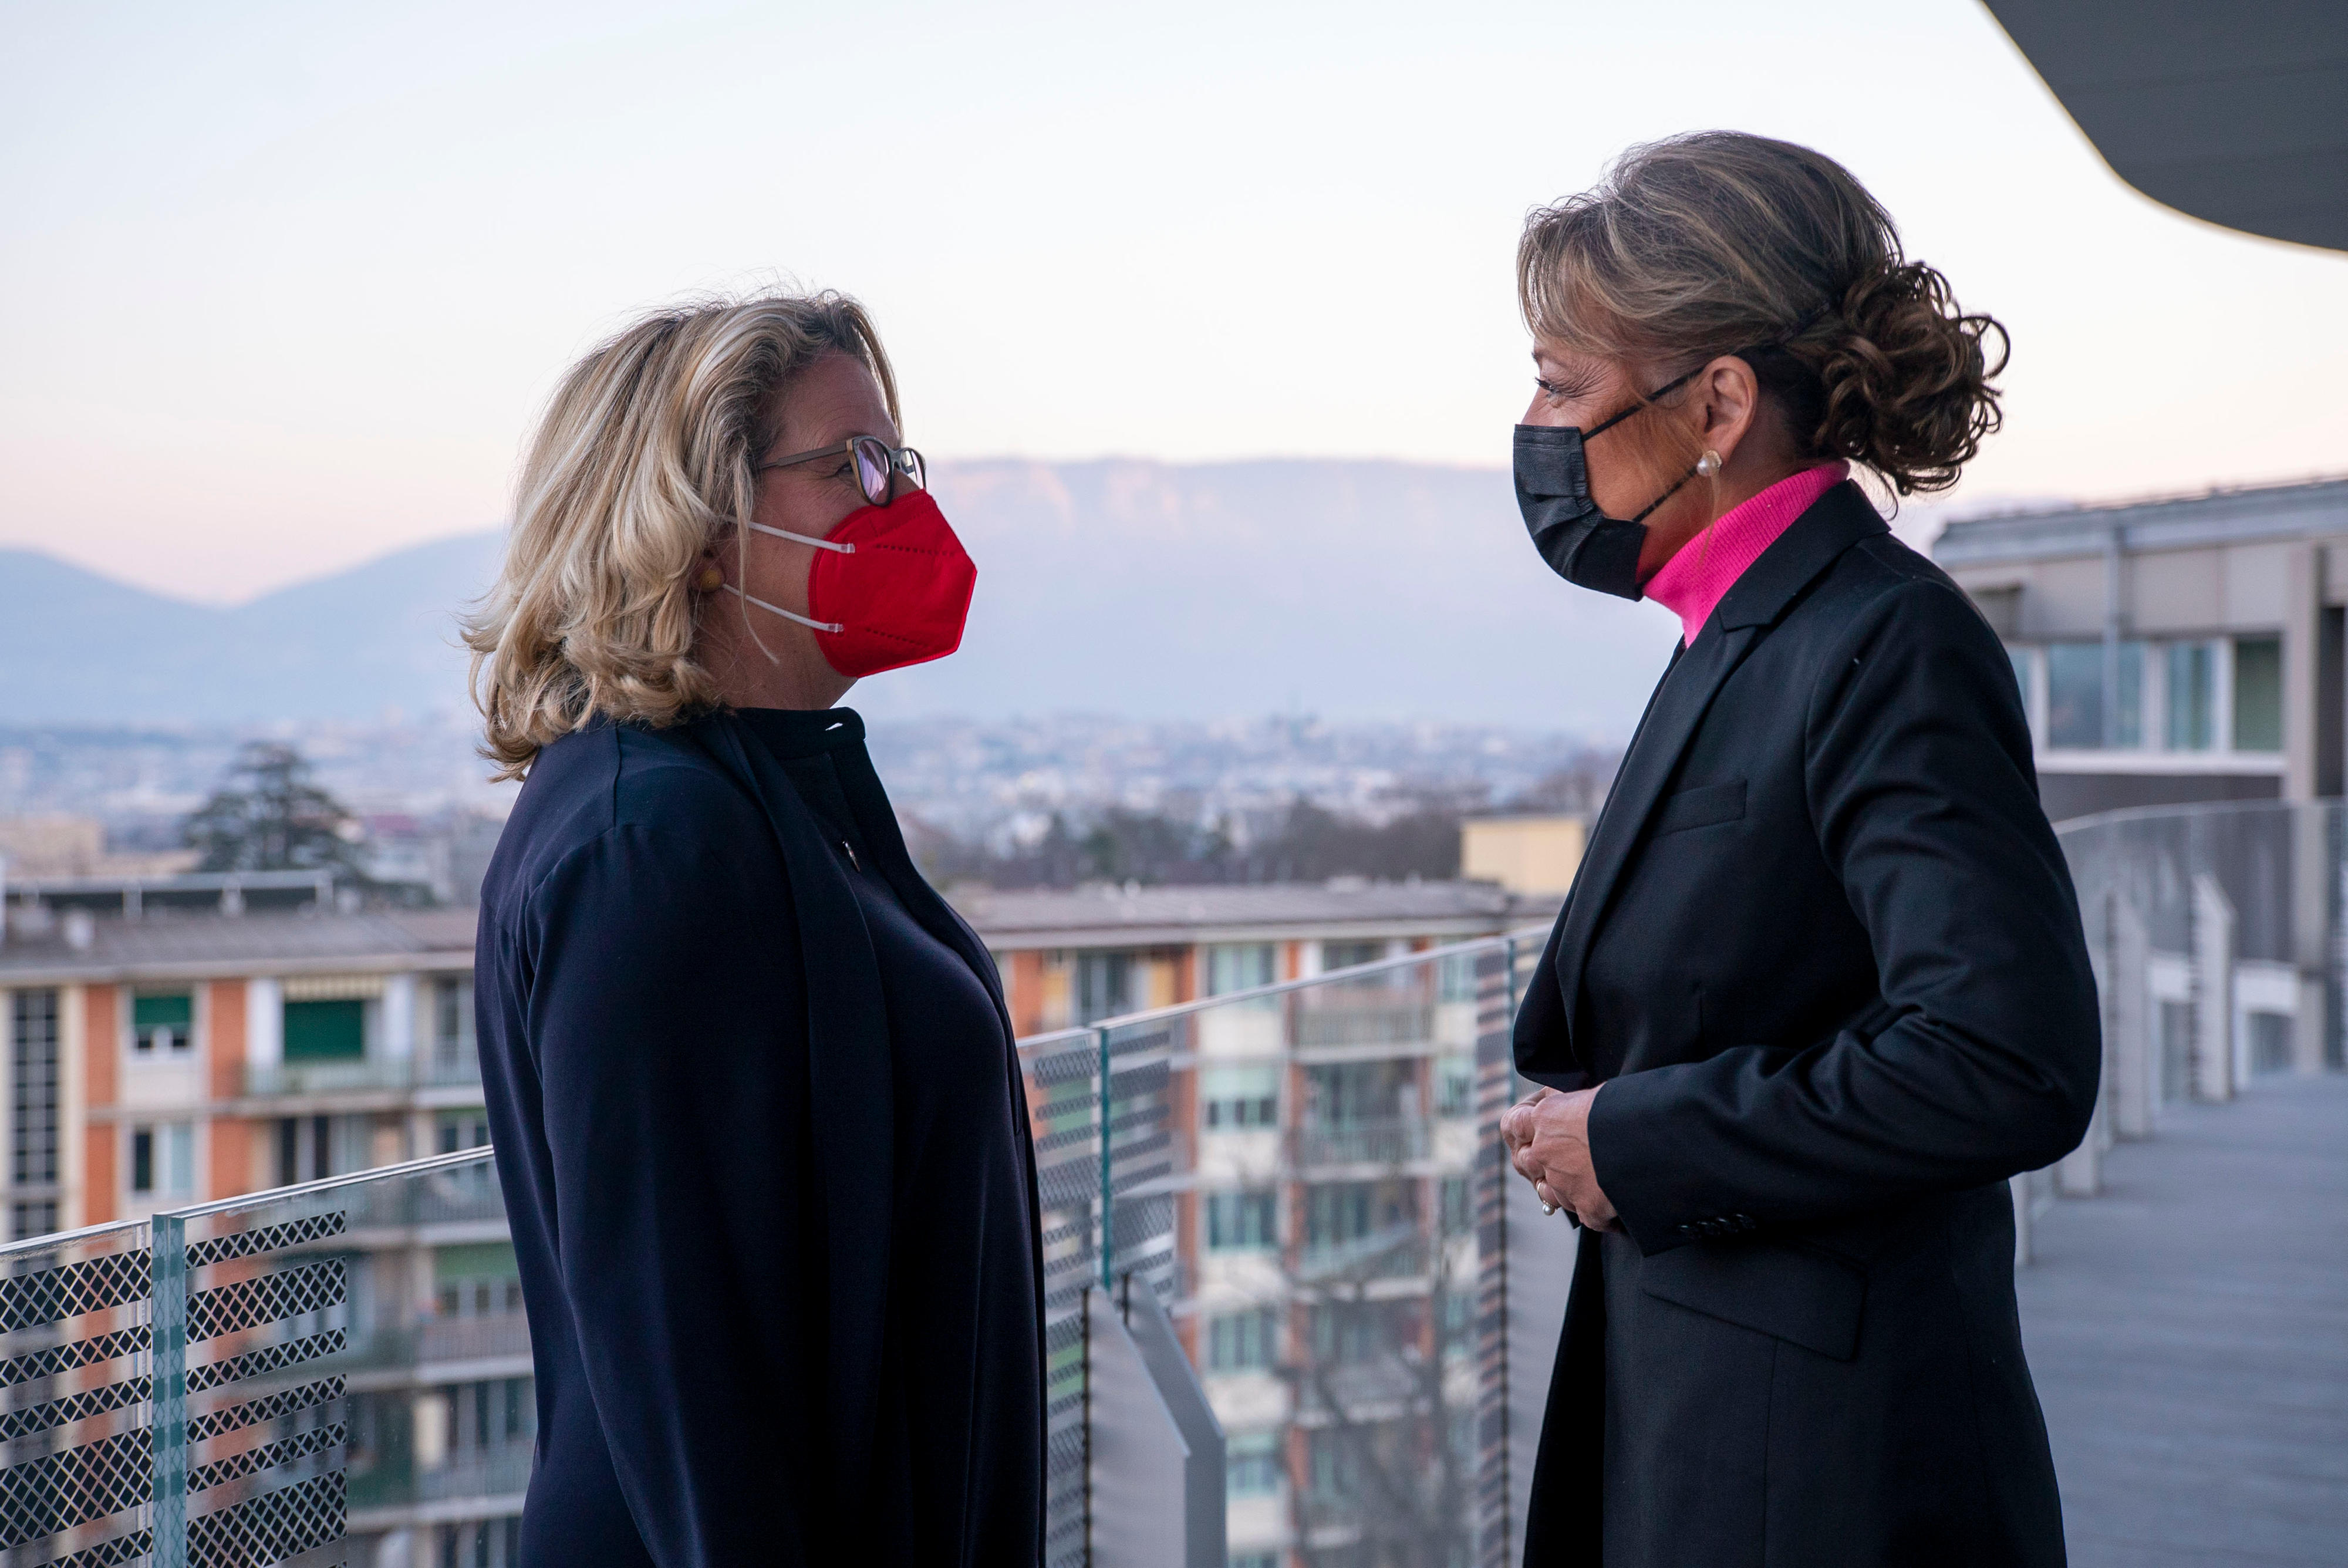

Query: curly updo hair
[1518,131,2008,495]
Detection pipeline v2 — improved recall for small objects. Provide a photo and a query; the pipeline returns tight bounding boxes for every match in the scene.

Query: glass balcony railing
[244,1049,483,1098]
[0,925,1568,1568]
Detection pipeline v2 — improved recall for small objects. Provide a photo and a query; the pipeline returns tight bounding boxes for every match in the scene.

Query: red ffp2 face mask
[728,490,977,677]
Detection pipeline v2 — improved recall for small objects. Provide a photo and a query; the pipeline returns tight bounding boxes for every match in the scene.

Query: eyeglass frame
[755,435,927,508]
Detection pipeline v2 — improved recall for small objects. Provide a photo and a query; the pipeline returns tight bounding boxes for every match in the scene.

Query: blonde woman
[463,293,1040,1566]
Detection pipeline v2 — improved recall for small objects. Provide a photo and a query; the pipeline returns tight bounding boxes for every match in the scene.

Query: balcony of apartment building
[4,795,2347,1565]
[1936,475,2348,822]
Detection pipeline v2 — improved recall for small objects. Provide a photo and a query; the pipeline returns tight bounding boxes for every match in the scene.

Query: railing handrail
[2051,795,2326,838]
[1016,921,1553,1049]
[0,1144,501,1261]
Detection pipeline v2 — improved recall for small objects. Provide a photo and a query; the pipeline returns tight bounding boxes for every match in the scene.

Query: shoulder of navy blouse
[473,713,1043,1567]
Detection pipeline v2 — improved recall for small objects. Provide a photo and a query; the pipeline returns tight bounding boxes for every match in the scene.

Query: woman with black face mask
[1498,132,2098,1567]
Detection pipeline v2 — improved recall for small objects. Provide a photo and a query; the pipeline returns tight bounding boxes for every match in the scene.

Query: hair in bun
[1519,131,2008,495]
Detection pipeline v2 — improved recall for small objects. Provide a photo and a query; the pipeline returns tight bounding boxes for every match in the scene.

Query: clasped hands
[1500,1085,1620,1232]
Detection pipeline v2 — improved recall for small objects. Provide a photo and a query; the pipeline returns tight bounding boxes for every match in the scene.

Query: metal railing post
[150,1211,188,1568]
[1096,1025,1115,1291]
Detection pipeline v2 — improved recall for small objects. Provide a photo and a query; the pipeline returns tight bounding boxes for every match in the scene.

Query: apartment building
[960,878,1555,1562]
[1935,475,2348,821]
[0,906,514,1564]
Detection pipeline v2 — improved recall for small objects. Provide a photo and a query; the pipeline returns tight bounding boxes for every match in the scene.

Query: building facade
[1935,475,2348,821]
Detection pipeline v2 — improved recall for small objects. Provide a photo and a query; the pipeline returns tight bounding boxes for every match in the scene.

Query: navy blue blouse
[475,709,1043,1566]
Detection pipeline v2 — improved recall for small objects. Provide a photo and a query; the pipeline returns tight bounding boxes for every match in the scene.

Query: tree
[181,743,368,881]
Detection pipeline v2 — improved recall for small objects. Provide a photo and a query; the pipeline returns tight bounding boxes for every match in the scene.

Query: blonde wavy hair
[463,291,898,779]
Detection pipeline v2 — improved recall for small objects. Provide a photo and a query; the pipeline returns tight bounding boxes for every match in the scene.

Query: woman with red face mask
[460,292,1038,1567]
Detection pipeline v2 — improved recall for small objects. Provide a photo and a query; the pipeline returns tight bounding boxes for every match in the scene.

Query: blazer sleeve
[1590,576,2101,1253]
[526,809,822,1562]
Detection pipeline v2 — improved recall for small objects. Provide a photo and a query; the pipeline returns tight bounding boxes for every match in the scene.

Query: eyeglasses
[756,436,927,508]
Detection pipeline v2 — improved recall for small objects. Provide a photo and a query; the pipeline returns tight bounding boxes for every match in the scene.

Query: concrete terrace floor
[2016,1073,2348,1567]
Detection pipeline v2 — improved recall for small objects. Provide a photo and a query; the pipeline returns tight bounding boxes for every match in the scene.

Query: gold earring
[694,566,724,591]
[1696,449,1723,477]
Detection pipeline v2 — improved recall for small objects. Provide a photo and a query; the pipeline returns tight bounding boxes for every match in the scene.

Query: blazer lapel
[1549,481,1891,1060]
[1550,621,1760,1051]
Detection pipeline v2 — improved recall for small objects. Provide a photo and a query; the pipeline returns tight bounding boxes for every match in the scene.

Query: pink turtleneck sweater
[1642,460,1850,645]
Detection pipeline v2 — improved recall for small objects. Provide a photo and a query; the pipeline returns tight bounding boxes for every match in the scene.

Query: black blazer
[474,711,1044,1565]
[1514,483,2099,1566]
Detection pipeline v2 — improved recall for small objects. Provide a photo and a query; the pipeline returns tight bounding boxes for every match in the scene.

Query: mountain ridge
[1,457,1684,733]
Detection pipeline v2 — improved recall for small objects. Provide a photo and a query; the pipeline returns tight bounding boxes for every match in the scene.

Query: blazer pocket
[1638,1239,1865,1360]
[1651,777,1747,838]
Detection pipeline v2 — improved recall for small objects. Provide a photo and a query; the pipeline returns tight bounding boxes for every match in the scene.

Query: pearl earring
[694,566,723,591]
[1696,450,1723,477]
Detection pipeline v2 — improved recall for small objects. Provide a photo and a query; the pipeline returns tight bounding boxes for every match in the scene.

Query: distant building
[0,907,502,1556]
[957,878,1553,1034]
[1935,475,2348,821]
[1459,813,1587,897]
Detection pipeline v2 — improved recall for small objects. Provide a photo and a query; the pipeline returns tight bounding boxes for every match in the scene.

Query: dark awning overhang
[1983,1,2348,253]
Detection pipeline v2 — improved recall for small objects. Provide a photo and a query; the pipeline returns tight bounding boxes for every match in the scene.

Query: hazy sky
[5,0,2343,604]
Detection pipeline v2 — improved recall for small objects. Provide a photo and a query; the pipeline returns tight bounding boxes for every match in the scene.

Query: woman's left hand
[1502,1086,1620,1231]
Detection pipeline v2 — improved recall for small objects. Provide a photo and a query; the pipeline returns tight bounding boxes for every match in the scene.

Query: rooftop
[0,906,478,985]
[1934,473,2348,568]
[948,876,1555,949]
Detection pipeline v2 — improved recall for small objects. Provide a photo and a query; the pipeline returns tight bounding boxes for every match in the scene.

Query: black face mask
[1513,365,1705,601]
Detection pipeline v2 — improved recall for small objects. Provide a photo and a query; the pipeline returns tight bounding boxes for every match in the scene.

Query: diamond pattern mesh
[185,1213,346,1270]
[187,1468,345,1568]
[187,1262,345,1343]
[189,1328,346,1393]
[0,1375,150,1441]
[186,1377,343,1443]
[0,1429,151,1548]
[0,1327,149,1390]
[0,1252,150,1333]
[187,1422,345,1494]
[31,1526,153,1567]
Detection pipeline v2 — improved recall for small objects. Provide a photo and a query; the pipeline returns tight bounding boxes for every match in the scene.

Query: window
[437,1112,491,1154]
[1308,1061,1411,1127]
[1204,943,1276,997]
[284,998,365,1061]
[1226,1433,1280,1498]
[433,977,475,1071]
[132,992,193,1054]
[11,990,59,1189]
[1207,1309,1277,1371]
[1306,1180,1415,1247]
[1440,1175,1472,1233]
[2114,640,2144,746]
[2234,635,2283,752]
[2248,1011,2293,1075]
[2006,643,2034,702]
[10,1202,56,1240]
[2167,642,2215,750]
[1075,952,1132,1024]
[1309,1300,1398,1365]
[131,1123,194,1198]
[1206,1191,1277,1250]
[1308,1429,1358,1502]
[2045,640,2144,748]
[1321,940,1382,973]
[2045,642,2102,747]
[1436,1054,1473,1117]
[1202,1065,1278,1130]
